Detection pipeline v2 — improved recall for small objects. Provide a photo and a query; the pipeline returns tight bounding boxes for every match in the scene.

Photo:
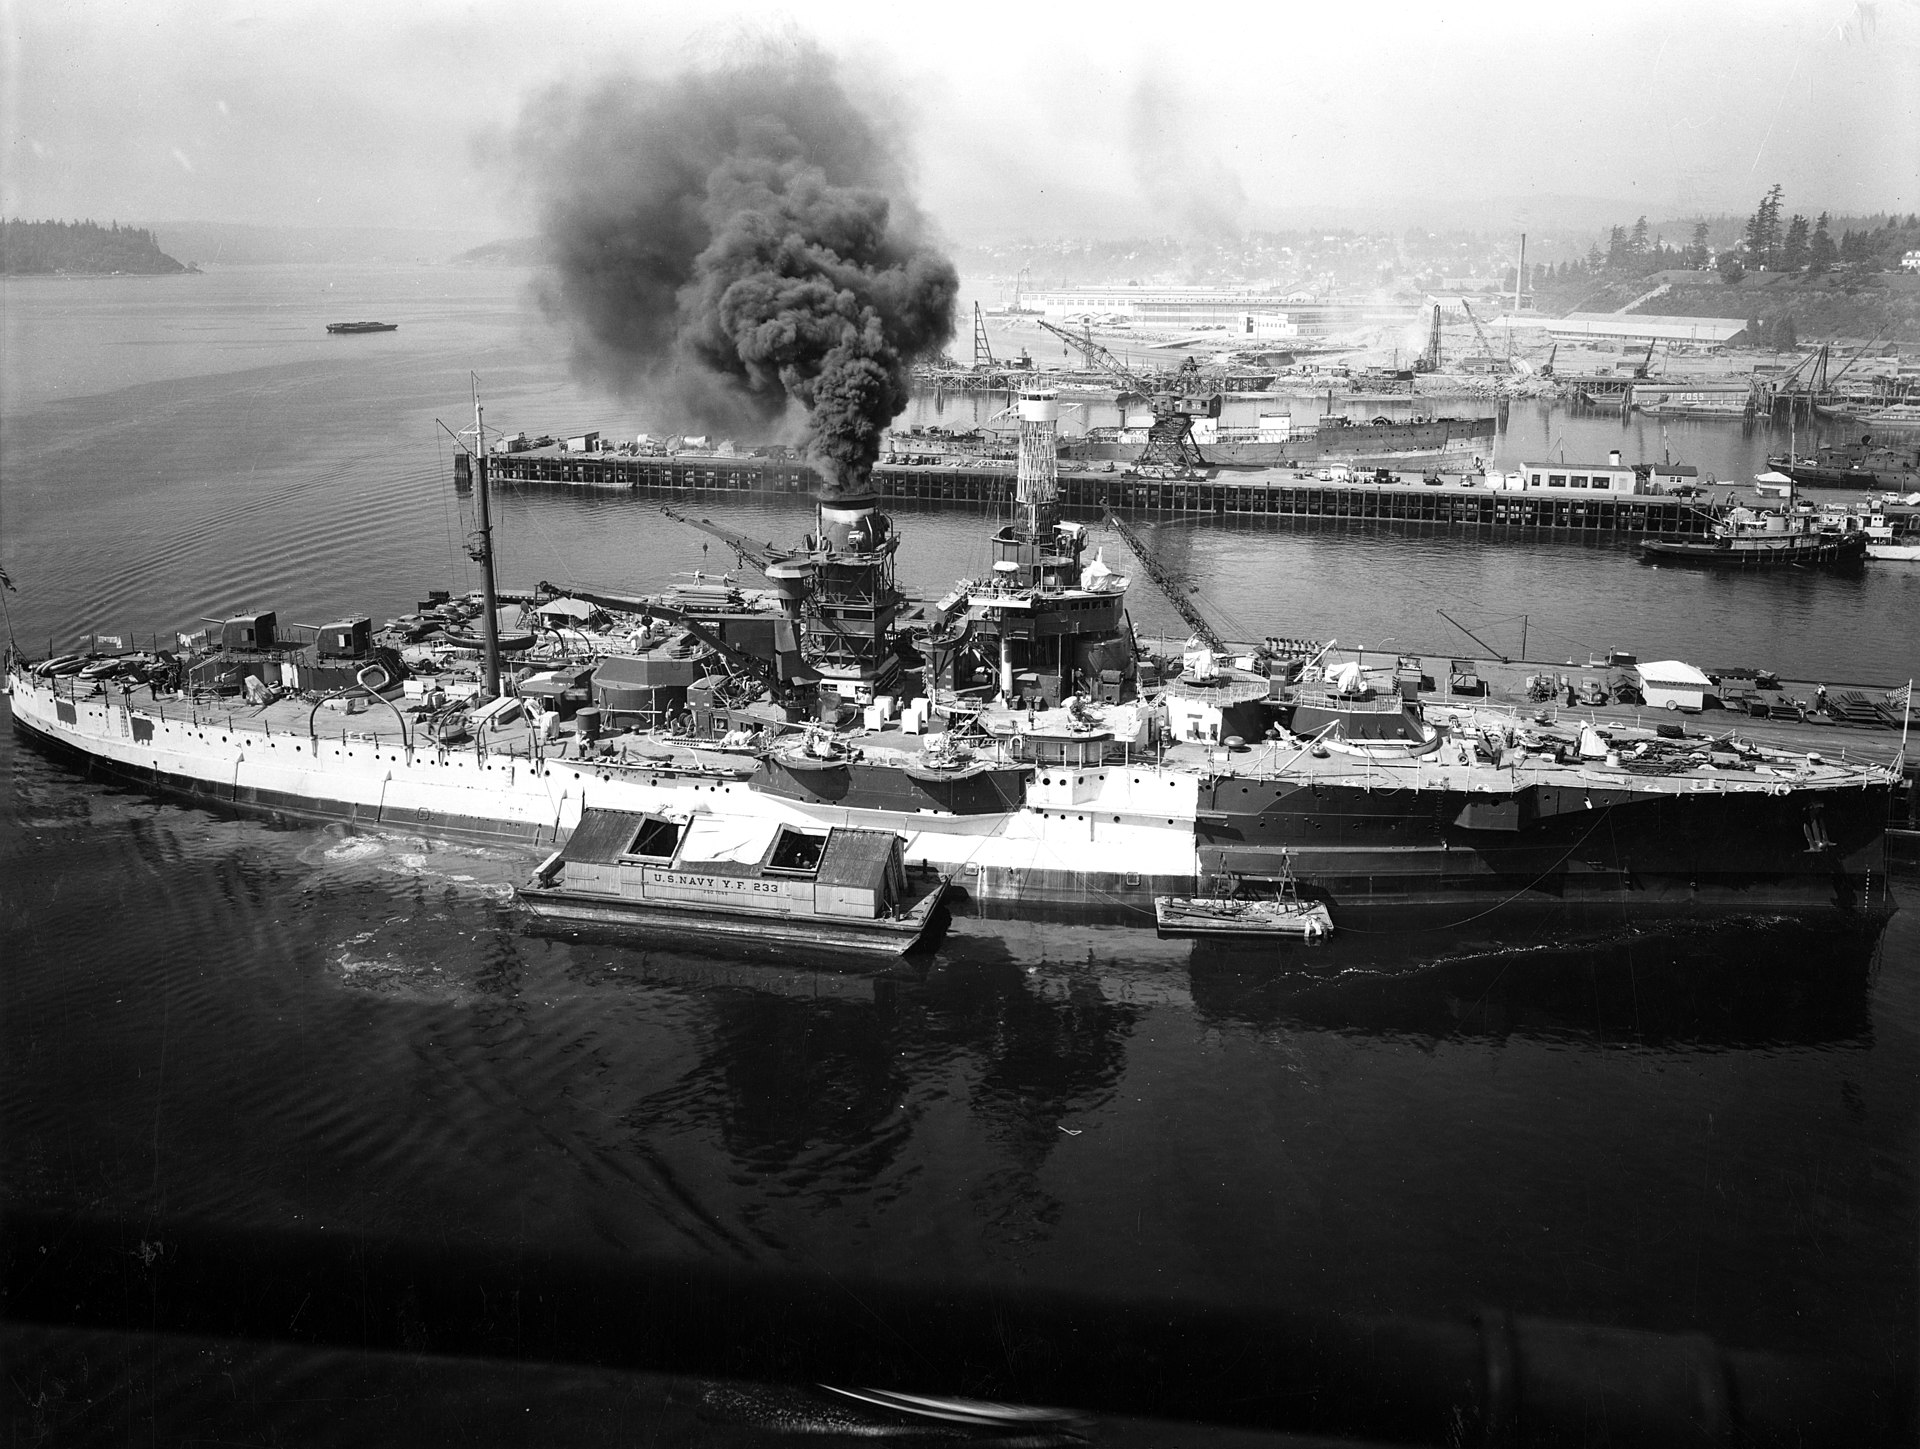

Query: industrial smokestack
[515,45,958,499]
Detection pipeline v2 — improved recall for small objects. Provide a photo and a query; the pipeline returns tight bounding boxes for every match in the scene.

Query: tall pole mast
[471,384,503,700]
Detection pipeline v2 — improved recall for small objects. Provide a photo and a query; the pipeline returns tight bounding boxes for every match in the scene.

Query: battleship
[4,386,1899,924]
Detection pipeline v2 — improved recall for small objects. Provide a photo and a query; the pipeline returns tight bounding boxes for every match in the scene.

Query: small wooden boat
[1155,895,1333,938]
[437,627,537,651]
[1155,856,1332,939]
[519,808,949,957]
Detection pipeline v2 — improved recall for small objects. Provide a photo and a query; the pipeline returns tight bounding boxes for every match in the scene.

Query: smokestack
[516,46,958,500]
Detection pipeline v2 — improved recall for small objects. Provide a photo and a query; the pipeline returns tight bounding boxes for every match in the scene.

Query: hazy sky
[4,0,1915,242]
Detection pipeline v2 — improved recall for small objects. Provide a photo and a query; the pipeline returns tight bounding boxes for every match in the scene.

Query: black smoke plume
[516,46,958,498]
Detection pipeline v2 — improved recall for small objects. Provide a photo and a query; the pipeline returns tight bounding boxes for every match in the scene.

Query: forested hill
[1,220,190,274]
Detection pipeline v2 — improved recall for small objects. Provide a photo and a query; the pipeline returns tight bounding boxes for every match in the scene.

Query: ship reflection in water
[1181,913,1881,1048]
[2,728,1913,1439]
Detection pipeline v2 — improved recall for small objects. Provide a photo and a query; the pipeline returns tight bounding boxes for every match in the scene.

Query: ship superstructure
[924,386,1137,711]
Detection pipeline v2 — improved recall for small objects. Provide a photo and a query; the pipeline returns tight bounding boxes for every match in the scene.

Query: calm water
[2,267,1915,1404]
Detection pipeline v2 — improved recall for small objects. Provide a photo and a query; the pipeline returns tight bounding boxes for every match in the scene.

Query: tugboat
[1640,505,1868,568]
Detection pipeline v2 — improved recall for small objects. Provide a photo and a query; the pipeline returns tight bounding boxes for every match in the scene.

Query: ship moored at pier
[4,387,1904,927]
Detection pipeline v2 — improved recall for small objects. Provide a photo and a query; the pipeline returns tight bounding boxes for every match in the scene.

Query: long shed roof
[1545,313,1747,343]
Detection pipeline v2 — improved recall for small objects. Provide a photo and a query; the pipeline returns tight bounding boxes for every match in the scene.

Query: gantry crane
[1036,319,1221,474]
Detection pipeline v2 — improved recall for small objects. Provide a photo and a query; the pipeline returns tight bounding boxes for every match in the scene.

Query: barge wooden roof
[557,808,652,865]
[816,829,901,890]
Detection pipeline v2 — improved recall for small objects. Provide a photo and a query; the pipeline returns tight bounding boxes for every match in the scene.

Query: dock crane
[1457,299,1508,374]
[1039,317,1131,377]
[1036,319,1222,474]
[972,303,996,370]
[1008,266,1033,315]
[1413,304,1442,374]
[1825,325,1888,394]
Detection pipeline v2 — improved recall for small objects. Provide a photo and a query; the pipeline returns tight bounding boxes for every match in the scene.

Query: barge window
[765,826,829,875]
[624,817,684,861]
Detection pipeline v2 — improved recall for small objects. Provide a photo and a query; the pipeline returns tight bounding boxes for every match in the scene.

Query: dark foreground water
[2,266,1915,1439]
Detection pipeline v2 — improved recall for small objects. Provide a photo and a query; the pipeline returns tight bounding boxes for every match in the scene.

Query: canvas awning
[537,597,600,621]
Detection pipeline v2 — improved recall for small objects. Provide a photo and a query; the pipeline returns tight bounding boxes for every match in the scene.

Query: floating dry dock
[484,450,1738,536]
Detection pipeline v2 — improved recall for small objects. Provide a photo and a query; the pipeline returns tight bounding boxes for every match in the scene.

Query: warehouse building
[1535,313,1747,347]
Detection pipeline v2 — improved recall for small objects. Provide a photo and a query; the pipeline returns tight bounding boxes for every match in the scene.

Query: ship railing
[1277,685,1407,714]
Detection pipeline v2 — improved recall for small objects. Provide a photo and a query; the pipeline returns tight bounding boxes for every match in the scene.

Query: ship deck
[48,660,1904,802]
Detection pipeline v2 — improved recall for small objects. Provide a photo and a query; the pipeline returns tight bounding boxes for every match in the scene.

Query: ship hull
[1067,417,1497,470]
[1640,534,1869,568]
[8,672,1894,922]
[516,886,947,957]
[1193,775,1892,915]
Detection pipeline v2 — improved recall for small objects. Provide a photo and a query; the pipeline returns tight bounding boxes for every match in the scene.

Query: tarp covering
[594,653,700,691]
[678,815,781,866]
[1637,659,1713,688]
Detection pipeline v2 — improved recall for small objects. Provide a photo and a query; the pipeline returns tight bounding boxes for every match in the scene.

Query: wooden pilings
[485,453,1721,537]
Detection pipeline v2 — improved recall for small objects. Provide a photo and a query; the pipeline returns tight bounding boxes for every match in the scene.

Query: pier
[484,451,1727,537]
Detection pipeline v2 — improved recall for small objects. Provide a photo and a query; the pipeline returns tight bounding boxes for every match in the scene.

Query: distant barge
[482,449,1743,537]
[325,321,398,334]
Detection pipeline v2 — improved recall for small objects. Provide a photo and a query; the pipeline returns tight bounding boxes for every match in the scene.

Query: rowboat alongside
[1154,894,1333,939]
[1155,855,1333,940]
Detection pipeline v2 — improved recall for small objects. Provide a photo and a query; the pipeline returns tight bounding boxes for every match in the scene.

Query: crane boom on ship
[658,505,788,575]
